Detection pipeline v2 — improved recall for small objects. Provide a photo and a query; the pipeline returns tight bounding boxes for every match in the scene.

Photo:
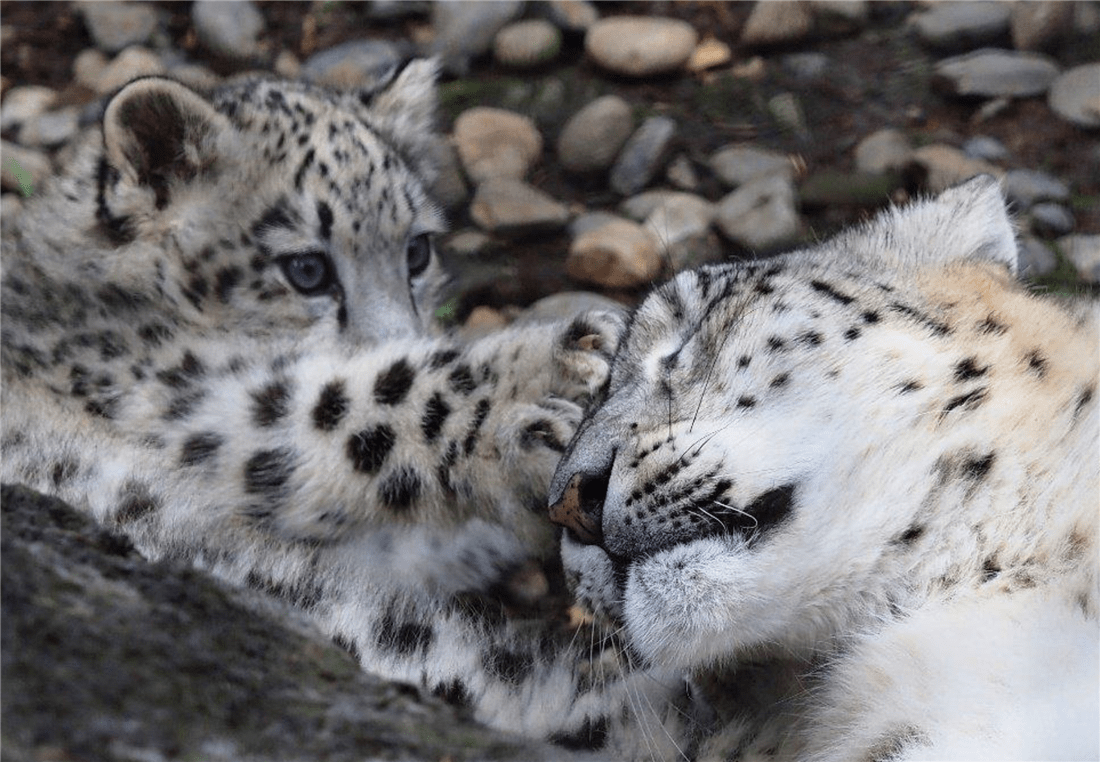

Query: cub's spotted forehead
[210,78,439,236]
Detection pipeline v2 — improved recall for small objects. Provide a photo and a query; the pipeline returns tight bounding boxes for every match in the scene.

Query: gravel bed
[2,1,1097,322]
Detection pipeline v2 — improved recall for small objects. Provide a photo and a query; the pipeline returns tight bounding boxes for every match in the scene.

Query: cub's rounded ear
[353,58,440,170]
[103,77,231,207]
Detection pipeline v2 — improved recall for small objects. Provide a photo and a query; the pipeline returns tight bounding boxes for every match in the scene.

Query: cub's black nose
[548,469,609,546]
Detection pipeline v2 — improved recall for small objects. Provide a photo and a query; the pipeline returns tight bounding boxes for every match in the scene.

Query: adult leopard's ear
[836,174,1019,275]
[353,58,440,175]
[927,174,1018,273]
[102,77,232,208]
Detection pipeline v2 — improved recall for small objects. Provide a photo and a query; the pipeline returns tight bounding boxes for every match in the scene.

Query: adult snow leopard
[549,175,1098,760]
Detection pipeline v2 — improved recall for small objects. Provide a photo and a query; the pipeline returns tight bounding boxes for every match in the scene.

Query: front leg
[107,312,623,575]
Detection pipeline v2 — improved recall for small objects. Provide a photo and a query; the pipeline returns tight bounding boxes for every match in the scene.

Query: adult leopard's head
[62,61,446,344]
[549,177,1033,670]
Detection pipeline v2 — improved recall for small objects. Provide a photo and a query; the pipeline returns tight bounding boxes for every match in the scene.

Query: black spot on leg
[332,633,360,661]
[429,348,460,369]
[431,679,470,709]
[346,425,395,474]
[463,399,491,455]
[139,322,173,347]
[897,380,923,394]
[251,380,291,427]
[549,716,610,751]
[437,440,459,497]
[374,359,415,405]
[163,389,206,421]
[50,458,79,487]
[769,373,789,389]
[179,432,224,466]
[844,326,861,341]
[247,569,324,610]
[156,350,205,388]
[85,396,121,419]
[421,392,450,442]
[243,448,296,496]
[483,645,535,686]
[448,364,477,395]
[736,395,756,408]
[116,480,160,524]
[182,274,208,310]
[378,466,421,512]
[376,611,433,655]
[312,380,349,431]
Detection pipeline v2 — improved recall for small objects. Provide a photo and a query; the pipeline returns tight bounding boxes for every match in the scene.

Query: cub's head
[550,177,1025,670]
[54,62,446,344]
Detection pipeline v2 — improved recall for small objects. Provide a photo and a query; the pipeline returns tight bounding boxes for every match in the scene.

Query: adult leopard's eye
[406,233,432,279]
[279,252,334,296]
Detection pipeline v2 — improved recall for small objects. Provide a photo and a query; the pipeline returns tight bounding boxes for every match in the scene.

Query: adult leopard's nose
[548,470,608,546]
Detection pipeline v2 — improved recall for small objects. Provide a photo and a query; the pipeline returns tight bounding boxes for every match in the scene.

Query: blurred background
[3,0,1098,328]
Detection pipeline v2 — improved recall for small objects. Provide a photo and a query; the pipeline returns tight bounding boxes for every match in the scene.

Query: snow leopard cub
[1,61,659,749]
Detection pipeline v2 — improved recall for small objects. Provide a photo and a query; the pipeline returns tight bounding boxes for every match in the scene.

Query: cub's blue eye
[279,252,334,296]
[407,233,432,279]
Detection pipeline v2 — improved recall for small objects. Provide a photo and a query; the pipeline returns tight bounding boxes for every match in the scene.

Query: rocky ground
[2,485,587,762]
[1,2,1098,761]
[2,0,1098,324]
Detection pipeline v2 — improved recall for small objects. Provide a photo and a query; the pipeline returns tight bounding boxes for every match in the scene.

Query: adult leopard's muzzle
[548,469,609,547]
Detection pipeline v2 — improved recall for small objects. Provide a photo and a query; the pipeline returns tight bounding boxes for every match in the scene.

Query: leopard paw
[552,309,626,403]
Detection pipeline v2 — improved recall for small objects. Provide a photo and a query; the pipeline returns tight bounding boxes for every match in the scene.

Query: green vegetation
[1030,243,1093,296]
[438,77,529,122]
[7,158,33,197]
[434,296,459,324]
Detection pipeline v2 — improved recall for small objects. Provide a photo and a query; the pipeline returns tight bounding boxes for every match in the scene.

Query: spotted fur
[7,68,1096,759]
[0,66,689,753]
[550,176,1099,761]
